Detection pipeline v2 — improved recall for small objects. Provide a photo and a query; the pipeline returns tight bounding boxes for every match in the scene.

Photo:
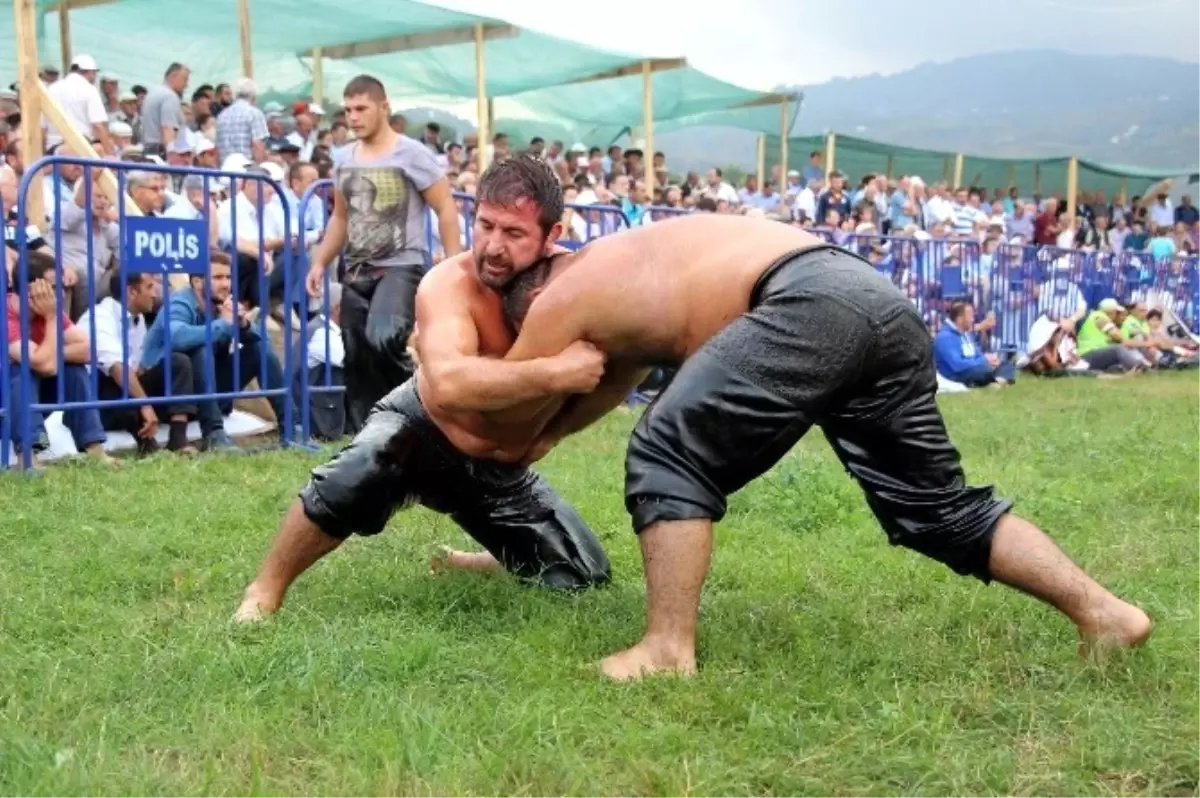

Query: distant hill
[655,50,1200,176]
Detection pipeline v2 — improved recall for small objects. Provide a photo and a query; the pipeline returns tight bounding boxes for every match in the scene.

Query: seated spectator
[1022,315,1091,377]
[1074,297,1152,372]
[1123,220,1148,252]
[139,252,294,451]
[77,270,197,456]
[1147,225,1177,263]
[5,250,115,467]
[1119,301,1158,363]
[933,300,1014,388]
[217,166,283,310]
[3,163,53,278]
[1145,307,1199,367]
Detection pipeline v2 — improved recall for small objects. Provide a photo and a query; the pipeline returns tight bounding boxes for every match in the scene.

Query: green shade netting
[765,133,1199,196]
[6,0,792,157]
[312,29,646,101]
[496,67,780,135]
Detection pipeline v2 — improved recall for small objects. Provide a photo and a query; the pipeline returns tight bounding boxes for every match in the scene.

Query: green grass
[1,373,1197,796]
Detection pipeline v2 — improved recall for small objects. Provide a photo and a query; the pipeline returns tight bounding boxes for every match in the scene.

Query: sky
[433,0,1200,90]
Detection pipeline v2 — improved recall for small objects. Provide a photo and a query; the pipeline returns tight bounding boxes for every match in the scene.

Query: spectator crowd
[1,54,1197,468]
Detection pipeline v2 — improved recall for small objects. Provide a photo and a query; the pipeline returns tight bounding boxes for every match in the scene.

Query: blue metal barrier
[827,232,1199,352]
[294,177,344,443]
[427,193,632,253]
[3,156,301,470]
[1,190,10,466]
[8,165,1199,471]
[641,205,689,224]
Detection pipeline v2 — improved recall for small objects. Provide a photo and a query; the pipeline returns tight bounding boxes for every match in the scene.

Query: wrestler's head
[473,155,564,289]
[342,74,390,144]
[501,252,570,330]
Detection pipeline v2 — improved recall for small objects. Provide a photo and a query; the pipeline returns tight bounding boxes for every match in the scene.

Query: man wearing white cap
[193,136,219,170]
[45,54,114,155]
[107,120,133,152]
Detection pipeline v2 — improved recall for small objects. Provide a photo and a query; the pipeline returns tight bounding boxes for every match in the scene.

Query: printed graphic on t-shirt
[339,166,412,266]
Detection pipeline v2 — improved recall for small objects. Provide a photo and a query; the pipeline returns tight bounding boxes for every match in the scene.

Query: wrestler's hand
[550,340,606,394]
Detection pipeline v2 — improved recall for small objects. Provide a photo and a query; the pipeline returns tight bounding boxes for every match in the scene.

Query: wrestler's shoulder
[419,253,482,299]
[422,253,476,285]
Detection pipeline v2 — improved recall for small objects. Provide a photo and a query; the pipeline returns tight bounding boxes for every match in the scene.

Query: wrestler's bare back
[523,214,828,362]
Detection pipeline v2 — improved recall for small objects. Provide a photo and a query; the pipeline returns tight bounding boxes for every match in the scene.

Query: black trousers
[341,264,422,432]
[624,246,1013,583]
[300,379,610,589]
[97,352,197,433]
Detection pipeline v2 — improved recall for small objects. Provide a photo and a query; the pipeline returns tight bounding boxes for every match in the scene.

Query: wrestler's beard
[475,253,518,289]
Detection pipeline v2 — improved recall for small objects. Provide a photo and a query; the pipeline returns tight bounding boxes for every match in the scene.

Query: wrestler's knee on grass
[301,401,422,539]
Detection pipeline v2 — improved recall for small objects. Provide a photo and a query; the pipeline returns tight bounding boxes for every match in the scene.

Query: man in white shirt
[163,174,221,250]
[217,165,284,309]
[45,54,114,155]
[77,270,198,454]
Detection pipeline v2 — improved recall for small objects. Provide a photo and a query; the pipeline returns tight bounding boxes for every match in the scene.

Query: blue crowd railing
[1,189,9,467]
[7,169,1199,470]
[4,155,301,471]
[294,177,343,444]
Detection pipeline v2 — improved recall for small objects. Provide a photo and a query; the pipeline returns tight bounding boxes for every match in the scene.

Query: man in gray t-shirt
[332,134,443,270]
[307,78,461,431]
[140,63,190,155]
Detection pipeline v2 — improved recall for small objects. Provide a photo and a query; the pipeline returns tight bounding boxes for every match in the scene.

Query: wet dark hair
[1146,308,1163,321]
[476,155,564,235]
[502,254,560,328]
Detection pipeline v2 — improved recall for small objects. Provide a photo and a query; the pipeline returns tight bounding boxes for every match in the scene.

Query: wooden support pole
[755,136,765,186]
[1034,164,1041,195]
[778,99,788,183]
[952,153,964,188]
[885,154,894,180]
[1066,156,1079,224]
[641,59,654,200]
[14,0,45,231]
[311,47,323,106]
[58,0,71,73]
[474,23,488,172]
[1118,177,1128,205]
[237,0,253,79]
[823,132,836,180]
[1006,165,1016,190]
[37,82,140,215]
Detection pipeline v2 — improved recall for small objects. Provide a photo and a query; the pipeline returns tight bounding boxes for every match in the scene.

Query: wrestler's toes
[599,641,697,682]
[233,597,266,624]
[233,585,278,624]
[428,546,455,575]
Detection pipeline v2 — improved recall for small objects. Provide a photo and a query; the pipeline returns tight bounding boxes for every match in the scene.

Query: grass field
[0,373,1197,796]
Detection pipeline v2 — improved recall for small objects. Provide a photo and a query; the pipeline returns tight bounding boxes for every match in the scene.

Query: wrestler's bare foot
[600,637,697,682]
[1077,598,1153,659]
[233,583,281,624]
[429,546,503,575]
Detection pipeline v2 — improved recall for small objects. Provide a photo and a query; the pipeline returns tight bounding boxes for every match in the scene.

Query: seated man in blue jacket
[933,301,1015,388]
[139,251,294,451]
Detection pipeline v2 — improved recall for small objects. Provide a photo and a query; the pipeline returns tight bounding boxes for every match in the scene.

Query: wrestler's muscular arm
[416,266,606,413]
[494,296,650,462]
